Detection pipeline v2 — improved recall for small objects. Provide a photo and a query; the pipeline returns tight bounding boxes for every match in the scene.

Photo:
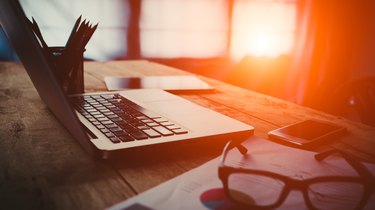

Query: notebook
[0,0,254,159]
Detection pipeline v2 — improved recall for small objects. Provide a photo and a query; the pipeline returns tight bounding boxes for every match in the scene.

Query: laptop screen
[0,0,96,155]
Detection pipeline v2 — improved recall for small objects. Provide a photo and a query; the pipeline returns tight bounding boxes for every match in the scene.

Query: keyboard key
[113,130,127,136]
[94,104,105,108]
[84,98,95,101]
[82,104,93,108]
[102,111,115,115]
[120,135,135,142]
[130,131,148,140]
[92,121,101,126]
[92,113,104,117]
[154,118,168,123]
[172,128,188,135]
[135,116,148,120]
[166,125,180,130]
[137,125,150,130]
[95,97,106,101]
[100,128,109,133]
[121,116,134,121]
[110,127,122,132]
[130,121,144,127]
[105,132,115,138]
[96,125,105,129]
[102,94,114,99]
[146,122,159,127]
[115,121,127,126]
[84,114,93,118]
[106,114,118,119]
[86,109,97,113]
[104,124,117,128]
[81,112,90,117]
[143,129,162,138]
[101,121,113,125]
[121,124,137,133]
[160,121,174,126]
[111,118,123,122]
[109,137,121,143]
[141,119,153,123]
[96,117,109,121]
[153,126,174,136]
[113,110,124,114]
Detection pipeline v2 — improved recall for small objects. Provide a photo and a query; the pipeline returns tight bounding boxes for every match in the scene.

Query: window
[20,0,129,61]
[231,0,297,60]
[140,0,228,58]
[18,0,297,61]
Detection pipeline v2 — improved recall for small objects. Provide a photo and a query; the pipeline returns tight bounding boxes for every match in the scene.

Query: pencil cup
[47,47,85,95]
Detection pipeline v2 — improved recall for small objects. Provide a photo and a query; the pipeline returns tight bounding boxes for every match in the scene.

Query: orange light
[231,0,297,60]
[249,33,274,57]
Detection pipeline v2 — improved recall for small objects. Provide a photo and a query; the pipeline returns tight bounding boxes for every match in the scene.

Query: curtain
[293,0,374,112]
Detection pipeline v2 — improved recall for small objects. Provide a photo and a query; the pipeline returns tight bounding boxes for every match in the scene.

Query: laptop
[0,0,253,159]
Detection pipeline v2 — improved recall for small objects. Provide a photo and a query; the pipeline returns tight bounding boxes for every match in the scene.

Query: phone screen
[281,120,343,142]
[268,120,346,148]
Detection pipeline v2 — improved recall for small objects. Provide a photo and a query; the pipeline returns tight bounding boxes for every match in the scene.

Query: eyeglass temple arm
[226,140,248,155]
[220,140,248,164]
[315,149,375,183]
[236,143,248,155]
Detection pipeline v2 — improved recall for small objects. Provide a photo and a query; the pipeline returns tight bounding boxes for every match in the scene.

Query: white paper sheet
[109,136,375,210]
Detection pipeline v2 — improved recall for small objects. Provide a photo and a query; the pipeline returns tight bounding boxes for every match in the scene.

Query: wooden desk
[1,60,375,209]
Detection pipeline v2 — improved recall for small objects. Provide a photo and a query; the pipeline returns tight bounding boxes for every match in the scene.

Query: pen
[81,23,98,50]
[30,17,48,49]
[66,15,82,48]
[69,19,87,51]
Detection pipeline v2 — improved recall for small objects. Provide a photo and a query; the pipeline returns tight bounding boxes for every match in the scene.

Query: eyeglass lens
[308,181,364,210]
[228,173,285,206]
[228,173,365,209]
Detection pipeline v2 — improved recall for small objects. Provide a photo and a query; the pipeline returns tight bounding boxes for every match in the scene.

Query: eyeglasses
[218,140,375,210]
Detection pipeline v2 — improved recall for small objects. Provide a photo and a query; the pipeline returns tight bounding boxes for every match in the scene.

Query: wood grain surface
[1,61,374,210]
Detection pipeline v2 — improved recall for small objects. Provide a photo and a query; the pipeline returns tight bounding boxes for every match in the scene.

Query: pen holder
[46,47,85,95]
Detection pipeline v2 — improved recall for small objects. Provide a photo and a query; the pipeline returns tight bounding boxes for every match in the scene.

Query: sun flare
[249,33,274,57]
[231,1,296,60]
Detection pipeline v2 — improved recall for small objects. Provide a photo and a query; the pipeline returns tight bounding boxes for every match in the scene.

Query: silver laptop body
[0,0,253,159]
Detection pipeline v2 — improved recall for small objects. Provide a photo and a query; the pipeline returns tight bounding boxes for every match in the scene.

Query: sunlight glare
[250,33,273,56]
[231,0,296,60]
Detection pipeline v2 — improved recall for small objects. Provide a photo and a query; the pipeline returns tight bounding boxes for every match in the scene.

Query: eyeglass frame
[218,140,375,210]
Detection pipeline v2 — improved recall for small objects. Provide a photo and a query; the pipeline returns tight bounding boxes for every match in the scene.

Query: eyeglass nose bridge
[282,180,318,208]
[272,181,312,210]
[286,179,306,191]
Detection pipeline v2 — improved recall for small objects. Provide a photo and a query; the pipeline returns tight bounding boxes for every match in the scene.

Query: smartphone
[267,119,347,149]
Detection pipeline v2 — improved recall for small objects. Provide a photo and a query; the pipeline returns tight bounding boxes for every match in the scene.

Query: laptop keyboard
[71,93,188,143]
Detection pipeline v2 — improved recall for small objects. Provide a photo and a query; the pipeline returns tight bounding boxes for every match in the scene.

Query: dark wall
[350,1,375,79]
[303,0,375,110]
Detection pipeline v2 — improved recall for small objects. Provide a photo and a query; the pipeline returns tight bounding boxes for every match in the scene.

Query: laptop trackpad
[143,100,235,133]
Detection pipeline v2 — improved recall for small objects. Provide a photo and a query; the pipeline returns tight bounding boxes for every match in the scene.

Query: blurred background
[1,0,375,126]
